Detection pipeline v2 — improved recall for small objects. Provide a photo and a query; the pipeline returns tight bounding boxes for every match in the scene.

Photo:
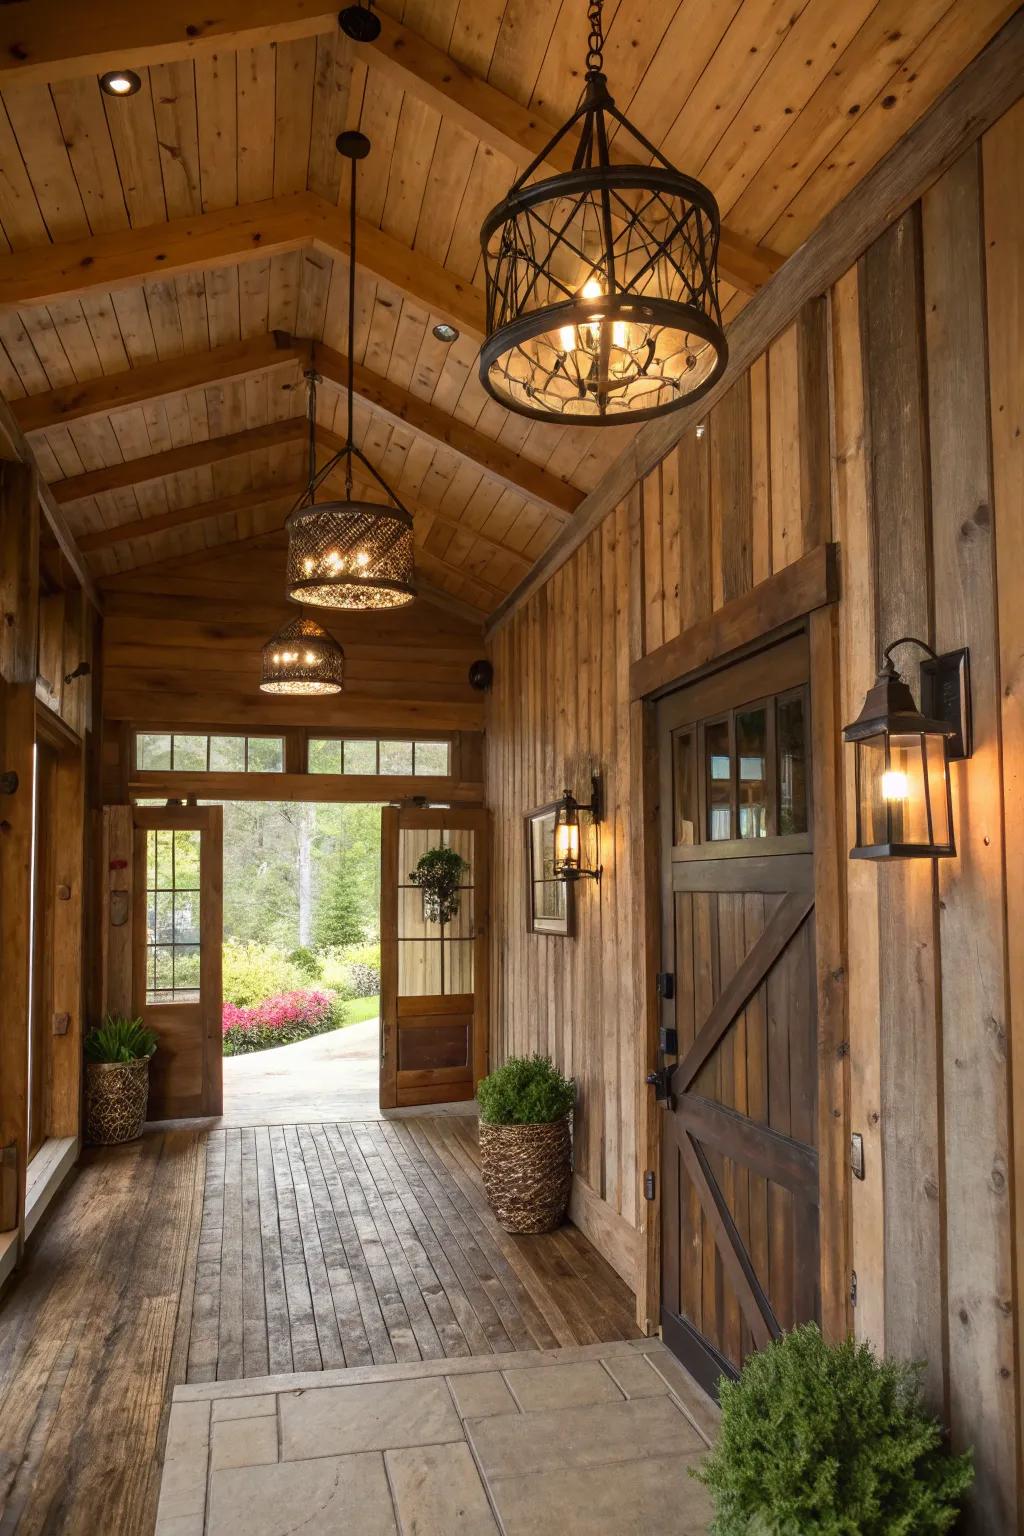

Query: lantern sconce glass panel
[553,775,603,882]
[842,637,971,861]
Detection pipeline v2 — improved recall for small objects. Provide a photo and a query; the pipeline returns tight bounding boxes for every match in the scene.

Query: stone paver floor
[156,1338,719,1535]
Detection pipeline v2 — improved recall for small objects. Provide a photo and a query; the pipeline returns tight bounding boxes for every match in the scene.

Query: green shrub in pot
[693,1323,973,1535]
[477,1055,575,1234]
[84,1015,157,1144]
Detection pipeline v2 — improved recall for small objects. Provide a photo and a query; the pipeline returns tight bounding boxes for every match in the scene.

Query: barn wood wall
[485,102,1024,1532]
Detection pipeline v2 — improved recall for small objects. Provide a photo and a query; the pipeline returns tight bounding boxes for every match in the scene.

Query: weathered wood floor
[188,1116,638,1380]
[0,1117,637,1534]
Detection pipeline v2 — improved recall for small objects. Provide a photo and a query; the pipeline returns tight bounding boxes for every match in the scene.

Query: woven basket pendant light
[480,0,727,425]
[260,613,345,695]
[285,132,417,610]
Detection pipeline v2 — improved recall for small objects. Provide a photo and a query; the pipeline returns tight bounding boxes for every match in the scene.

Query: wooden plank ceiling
[0,0,1008,616]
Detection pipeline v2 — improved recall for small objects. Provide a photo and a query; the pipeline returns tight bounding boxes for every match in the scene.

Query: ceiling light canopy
[260,614,345,695]
[479,0,727,426]
[284,131,417,612]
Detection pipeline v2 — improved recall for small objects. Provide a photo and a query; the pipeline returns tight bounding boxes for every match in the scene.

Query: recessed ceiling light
[99,69,142,97]
[433,323,459,344]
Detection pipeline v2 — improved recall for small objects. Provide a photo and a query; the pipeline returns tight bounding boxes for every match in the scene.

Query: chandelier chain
[346,151,357,498]
[585,0,604,75]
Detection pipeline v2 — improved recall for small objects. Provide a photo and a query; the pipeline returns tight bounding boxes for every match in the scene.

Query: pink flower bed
[222,989,337,1054]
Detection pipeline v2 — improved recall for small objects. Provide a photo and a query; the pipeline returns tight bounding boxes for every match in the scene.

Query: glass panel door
[381,808,489,1111]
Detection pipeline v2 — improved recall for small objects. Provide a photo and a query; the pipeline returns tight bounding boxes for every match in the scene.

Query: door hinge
[850,1132,865,1181]
[643,1170,656,1202]
[656,971,674,999]
[850,1269,858,1308]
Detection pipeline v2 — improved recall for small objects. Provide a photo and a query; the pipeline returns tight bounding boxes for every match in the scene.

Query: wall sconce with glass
[553,776,603,882]
[843,637,971,861]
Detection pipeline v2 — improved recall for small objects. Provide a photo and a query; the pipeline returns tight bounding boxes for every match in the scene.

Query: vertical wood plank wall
[485,102,1024,1531]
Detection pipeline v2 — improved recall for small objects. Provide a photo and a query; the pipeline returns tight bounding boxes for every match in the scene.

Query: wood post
[0,460,39,1240]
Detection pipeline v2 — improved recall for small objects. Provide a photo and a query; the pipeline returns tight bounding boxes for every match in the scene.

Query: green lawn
[344,994,380,1025]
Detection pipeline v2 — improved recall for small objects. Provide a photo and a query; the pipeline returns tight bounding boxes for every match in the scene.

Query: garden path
[221,1018,382,1127]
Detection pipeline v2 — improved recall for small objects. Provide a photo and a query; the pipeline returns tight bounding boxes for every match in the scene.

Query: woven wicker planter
[85,1056,151,1145]
[479,1115,572,1234]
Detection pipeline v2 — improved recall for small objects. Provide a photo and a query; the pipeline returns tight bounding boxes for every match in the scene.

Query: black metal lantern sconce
[553,775,603,882]
[843,637,972,861]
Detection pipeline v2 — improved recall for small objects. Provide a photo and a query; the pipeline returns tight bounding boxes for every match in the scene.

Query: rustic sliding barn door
[380,807,489,1110]
[132,805,223,1119]
[656,632,820,1396]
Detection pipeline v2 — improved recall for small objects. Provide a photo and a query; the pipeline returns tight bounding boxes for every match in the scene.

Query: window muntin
[135,733,284,773]
[307,738,451,777]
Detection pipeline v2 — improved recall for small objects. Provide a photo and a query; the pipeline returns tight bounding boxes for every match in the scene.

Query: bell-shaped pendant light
[260,613,345,695]
[285,132,417,610]
[479,0,727,425]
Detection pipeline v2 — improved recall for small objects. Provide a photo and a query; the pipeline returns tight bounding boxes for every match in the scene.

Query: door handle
[645,1068,674,1107]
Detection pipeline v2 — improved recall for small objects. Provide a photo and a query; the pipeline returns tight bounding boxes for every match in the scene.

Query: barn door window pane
[777,693,808,835]
[705,719,732,841]
[736,707,768,839]
[673,728,697,846]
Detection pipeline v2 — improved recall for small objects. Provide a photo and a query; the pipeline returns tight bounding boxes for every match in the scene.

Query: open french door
[132,805,223,1119]
[380,806,489,1110]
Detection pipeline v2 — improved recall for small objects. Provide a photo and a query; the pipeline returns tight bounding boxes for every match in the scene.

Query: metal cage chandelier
[479,0,727,426]
[285,132,416,611]
[260,613,345,696]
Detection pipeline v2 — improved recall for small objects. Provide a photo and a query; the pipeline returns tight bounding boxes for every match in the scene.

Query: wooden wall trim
[629,543,838,702]
[486,12,1024,637]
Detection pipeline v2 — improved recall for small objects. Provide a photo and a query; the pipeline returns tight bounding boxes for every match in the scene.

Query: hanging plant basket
[409,845,468,926]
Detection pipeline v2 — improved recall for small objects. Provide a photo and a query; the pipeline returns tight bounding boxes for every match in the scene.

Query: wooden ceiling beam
[0,5,780,295]
[0,191,485,337]
[78,463,532,575]
[52,417,305,504]
[37,338,578,518]
[313,351,579,519]
[75,485,298,551]
[14,333,308,435]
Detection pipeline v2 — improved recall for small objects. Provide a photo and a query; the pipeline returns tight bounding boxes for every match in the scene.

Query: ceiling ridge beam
[14,333,308,435]
[0,191,486,337]
[52,416,305,504]
[312,350,580,519]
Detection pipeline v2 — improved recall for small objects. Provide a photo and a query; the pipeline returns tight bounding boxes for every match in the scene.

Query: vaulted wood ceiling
[0,0,1010,616]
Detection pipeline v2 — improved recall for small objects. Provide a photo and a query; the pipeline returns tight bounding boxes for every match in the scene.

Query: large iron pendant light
[260,613,345,695]
[479,0,727,425]
[285,132,416,610]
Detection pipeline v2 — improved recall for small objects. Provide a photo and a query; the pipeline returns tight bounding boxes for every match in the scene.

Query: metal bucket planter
[479,1115,572,1234]
[85,1056,151,1145]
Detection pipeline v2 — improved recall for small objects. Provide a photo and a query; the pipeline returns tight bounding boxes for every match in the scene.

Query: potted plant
[84,1015,158,1145]
[694,1323,973,1534]
[409,845,468,925]
[477,1054,575,1234]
